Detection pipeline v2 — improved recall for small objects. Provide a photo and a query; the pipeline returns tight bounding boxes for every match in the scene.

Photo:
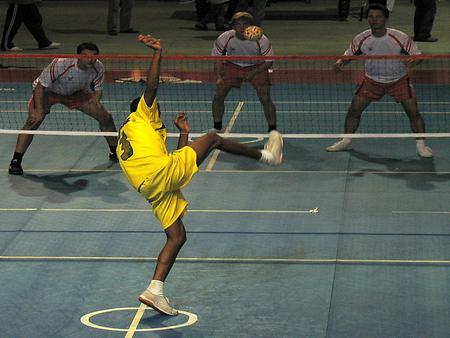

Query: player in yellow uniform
[117,34,283,316]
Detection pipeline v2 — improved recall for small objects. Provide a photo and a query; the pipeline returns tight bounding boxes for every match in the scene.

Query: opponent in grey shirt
[326,3,432,158]
[8,42,118,175]
[210,12,277,133]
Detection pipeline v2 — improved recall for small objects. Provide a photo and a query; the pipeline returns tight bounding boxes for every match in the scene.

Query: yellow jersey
[117,95,168,190]
[117,95,199,229]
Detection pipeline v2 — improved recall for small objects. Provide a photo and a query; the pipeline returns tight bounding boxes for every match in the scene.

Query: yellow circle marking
[80,307,198,332]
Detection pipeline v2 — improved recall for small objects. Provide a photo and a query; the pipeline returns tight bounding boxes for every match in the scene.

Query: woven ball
[244,26,263,41]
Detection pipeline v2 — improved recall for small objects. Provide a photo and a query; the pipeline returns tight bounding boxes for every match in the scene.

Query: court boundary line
[206,101,245,171]
[0,207,319,213]
[392,210,450,215]
[1,256,450,265]
[125,303,147,338]
[1,169,450,174]
[2,129,450,138]
[3,99,450,105]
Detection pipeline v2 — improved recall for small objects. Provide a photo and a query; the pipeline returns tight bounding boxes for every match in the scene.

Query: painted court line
[206,101,245,171]
[392,210,450,215]
[2,99,450,105]
[125,303,147,338]
[2,168,449,174]
[81,307,198,333]
[0,207,319,214]
[1,256,450,265]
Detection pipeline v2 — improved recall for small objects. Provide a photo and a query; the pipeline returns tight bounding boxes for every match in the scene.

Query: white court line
[206,101,245,171]
[0,207,319,213]
[125,303,147,338]
[392,210,450,215]
[1,109,449,115]
[1,255,450,265]
[2,129,450,138]
[1,168,450,175]
[2,99,450,105]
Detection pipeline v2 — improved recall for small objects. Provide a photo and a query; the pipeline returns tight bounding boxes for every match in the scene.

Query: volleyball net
[1,53,450,139]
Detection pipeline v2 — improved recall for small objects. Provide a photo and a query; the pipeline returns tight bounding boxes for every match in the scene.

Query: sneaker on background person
[326,138,352,152]
[39,42,61,49]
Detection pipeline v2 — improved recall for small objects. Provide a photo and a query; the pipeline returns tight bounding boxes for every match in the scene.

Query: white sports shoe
[139,289,179,316]
[416,143,433,158]
[326,139,352,152]
[263,130,283,165]
[7,46,23,51]
[206,128,222,134]
[39,42,61,49]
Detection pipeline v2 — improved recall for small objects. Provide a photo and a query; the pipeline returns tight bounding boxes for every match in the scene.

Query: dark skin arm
[138,34,162,108]
[174,112,190,149]
[139,34,190,147]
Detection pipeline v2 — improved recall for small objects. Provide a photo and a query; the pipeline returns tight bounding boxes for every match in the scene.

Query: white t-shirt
[33,58,104,95]
[211,30,274,67]
[344,28,420,83]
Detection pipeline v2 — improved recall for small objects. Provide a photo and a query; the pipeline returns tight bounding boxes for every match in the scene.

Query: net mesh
[1,53,449,138]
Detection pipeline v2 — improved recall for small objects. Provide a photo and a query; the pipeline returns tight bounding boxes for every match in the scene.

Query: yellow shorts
[138,146,198,229]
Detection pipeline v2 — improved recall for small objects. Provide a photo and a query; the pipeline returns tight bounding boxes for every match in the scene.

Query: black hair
[76,42,100,54]
[366,3,390,18]
[130,97,140,113]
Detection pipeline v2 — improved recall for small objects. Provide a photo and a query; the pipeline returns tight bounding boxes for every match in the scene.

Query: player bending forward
[8,42,118,175]
[117,34,283,316]
[327,3,432,158]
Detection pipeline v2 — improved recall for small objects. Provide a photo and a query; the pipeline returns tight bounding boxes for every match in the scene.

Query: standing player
[210,11,277,133]
[326,3,433,158]
[117,34,283,316]
[8,42,118,175]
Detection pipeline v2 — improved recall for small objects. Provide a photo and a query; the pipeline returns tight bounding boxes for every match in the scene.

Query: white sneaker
[39,42,61,49]
[326,139,352,152]
[263,130,283,165]
[416,143,433,158]
[138,290,179,316]
[206,128,222,134]
[7,46,23,51]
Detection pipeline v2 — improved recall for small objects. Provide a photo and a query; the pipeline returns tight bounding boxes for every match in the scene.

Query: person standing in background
[235,0,267,26]
[107,0,139,36]
[210,12,277,133]
[8,42,118,175]
[326,3,433,158]
[1,0,60,51]
[413,0,437,42]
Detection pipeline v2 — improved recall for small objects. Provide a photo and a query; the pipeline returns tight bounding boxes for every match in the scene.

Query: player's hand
[138,34,162,50]
[334,60,345,72]
[65,90,91,109]
[174,112,190,134]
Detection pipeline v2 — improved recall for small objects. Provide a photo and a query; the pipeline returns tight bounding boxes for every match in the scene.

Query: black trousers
[414,0,436,39]
[1,3,51,50]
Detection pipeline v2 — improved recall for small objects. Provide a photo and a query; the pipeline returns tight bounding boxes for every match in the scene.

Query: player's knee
[208,132,223,147]
[171,231,187,248]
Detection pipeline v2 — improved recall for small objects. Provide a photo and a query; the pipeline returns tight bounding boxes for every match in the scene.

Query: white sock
[416,139,425,148]
[259,149,274,163]
[342,137,352,144]
[147,280,164,296]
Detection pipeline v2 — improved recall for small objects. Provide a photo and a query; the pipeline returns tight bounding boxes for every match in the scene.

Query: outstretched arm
[138,34,162,107]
